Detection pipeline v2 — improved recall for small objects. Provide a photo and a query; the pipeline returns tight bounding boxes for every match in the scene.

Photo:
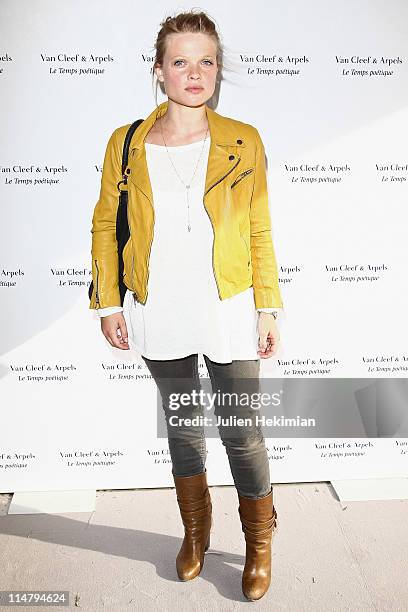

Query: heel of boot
[204,533,211,551]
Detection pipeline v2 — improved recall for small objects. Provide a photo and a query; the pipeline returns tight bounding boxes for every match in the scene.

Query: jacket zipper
[204,157,241,197]
[125,183,141,303]
[141,209,155,305]
[131,253,135,287]
[203,156,241,298]
[231,167,254,189]
[94,258,100,305]
[126,196,135,289]
[131,254,138,303]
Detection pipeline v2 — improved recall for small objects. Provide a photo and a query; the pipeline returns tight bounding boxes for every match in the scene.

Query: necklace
[159,117,209,232]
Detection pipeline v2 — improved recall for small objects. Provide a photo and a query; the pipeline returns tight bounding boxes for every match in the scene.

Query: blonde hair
[151,8,223,102]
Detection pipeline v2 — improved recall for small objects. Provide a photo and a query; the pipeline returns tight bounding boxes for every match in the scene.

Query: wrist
[258,311,278,319]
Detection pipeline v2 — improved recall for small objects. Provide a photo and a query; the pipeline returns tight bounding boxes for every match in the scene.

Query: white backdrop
[1,0,408,492]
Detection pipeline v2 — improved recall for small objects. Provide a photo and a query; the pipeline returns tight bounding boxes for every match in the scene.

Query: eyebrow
[170,55,215,59]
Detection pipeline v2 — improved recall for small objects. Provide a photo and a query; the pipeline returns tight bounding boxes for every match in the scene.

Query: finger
[106,328,127,349]
[117,320,129,345]
[258,349,274,359]
[257,336,278,358]
[258,335,268,351]
[110,333,129,349]
[104,333,115,347]
[106,331,119,347]
[101,320,124,349]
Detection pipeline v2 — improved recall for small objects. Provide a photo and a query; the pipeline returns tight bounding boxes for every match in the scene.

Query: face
[155,32,218,106]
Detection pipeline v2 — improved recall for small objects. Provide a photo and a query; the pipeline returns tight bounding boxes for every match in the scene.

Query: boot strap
[178,501,211,513]
[180,508,212,531]
[176,489,211,510]
[241,522,274,535]
[239,507,277,533]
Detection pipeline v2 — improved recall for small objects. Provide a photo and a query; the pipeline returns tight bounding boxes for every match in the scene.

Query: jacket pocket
[231,168,254,189]
[240,234,251,267]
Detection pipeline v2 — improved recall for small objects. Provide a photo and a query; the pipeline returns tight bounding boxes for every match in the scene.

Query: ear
[154,64,164,83]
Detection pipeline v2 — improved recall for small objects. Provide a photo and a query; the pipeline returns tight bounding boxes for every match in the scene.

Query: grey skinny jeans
[142,352,271,499]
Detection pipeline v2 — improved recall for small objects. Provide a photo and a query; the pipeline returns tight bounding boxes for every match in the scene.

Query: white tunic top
[98,138,280,363]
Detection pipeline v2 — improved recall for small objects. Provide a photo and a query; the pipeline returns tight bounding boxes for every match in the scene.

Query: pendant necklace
[159,117,209,232]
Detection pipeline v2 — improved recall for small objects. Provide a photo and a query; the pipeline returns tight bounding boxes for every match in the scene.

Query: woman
[89,10,283,601]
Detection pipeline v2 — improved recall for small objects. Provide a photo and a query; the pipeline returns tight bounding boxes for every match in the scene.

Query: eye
[173,59,214,66]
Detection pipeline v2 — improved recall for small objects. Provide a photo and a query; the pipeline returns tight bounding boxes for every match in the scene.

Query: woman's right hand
[100,313,130,350]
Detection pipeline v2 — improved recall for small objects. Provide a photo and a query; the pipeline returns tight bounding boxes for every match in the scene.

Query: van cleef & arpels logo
[240,53,309,77]
[335,54,403,77]
[2,164,68,186]
[1,269,24,287]
[40,53,114,75]
[0,452,36,471]
[51,267,89,289]
[377,162,408,182]
[9,363,77,382]
[60,449,124,468]
[285,163,351,183]
[278,357,340,376]
[327,263,388,283]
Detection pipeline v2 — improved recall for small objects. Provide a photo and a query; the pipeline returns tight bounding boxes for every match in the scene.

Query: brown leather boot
[238,486,277,601]
[173,469,212,581]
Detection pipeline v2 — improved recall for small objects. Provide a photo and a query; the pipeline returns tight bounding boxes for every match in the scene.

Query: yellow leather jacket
[89,100,283,310]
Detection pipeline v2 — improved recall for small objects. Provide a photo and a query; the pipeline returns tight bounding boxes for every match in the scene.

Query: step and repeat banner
[1,0,408,492]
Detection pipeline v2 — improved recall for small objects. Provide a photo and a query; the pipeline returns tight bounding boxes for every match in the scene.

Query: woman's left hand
[257,313,280,359]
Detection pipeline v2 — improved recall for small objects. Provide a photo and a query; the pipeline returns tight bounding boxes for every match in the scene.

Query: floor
[0,482,406,611]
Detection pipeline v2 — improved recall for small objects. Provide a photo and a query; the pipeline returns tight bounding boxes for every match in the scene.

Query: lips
[186,87,203,92]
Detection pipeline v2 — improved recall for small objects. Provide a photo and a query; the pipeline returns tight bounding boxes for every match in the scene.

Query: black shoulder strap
[121,119,144,176]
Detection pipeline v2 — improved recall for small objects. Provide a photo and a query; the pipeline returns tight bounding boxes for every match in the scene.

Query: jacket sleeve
[249,127,284,309]
[89,128,123,310]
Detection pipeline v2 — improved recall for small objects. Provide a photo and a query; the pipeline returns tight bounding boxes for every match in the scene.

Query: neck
[159,99,208,136]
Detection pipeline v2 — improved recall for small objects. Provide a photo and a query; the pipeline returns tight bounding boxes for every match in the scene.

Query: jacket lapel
[128,100,246,206]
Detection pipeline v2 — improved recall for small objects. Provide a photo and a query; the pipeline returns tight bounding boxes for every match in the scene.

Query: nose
[188,66,201,79]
